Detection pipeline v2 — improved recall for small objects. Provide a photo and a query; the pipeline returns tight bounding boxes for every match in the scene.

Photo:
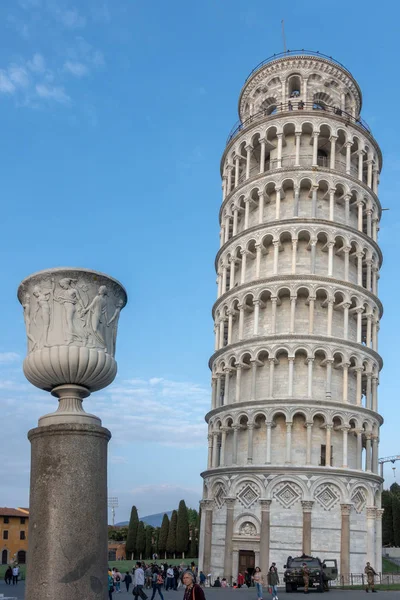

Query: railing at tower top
[226,102,371,145]
[244,50,355,83]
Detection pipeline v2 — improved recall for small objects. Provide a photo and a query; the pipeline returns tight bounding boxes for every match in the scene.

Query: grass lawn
[108,558,198,571]
[382,557,400,573]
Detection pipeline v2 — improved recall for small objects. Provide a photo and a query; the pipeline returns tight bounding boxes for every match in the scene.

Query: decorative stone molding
[340,503,353,516]
[351,487,367,513]
[315,483,341,511]
[237,482,260,508]
[273,481,303,509]
[301,500,314,513]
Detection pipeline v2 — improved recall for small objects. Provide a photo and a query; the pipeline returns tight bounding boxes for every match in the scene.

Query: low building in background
[0,507,29,565]
[108,541,127,561]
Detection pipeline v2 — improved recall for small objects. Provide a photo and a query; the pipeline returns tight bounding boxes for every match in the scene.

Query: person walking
[237,572,244,588]
[134,561,147,600]
[166,565,175,591]
[301,563,310,595]
[4,566,12,585]
[252,567,264,600]
[182,570,205,600]
[124,571,132,593]
[267,564,280,600]
[108,571,114,600]
[199,571,206,587]
[114,569,122,593]
[364,562,378,593]
[151,568,165,600]
[12,565,19,585]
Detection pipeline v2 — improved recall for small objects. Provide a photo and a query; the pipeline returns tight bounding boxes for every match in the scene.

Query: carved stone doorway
[239,549,255,580]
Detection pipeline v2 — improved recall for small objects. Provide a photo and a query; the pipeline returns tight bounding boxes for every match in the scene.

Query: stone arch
[233,513,261,536]
[266,475,309,503]
[349,482,374,508]
[232,475,264,500]
[311,476,349,504]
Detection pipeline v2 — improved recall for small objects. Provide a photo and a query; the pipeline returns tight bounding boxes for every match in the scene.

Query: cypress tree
[126,505,139,560]
[136,521,146,560]
[176,500,190,558]
[167,510,178,558]
[158,514,170,559]
[145,526,153,559]
[392,492,400,547]
[382,490,394,546]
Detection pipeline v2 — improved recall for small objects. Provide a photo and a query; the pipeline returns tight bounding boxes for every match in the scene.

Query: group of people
[107,561,205,600]
[3,565,20,585]
[209,564,279,599]
[106,559,379,599]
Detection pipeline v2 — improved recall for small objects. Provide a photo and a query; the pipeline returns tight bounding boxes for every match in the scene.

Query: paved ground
[1,582,400,599]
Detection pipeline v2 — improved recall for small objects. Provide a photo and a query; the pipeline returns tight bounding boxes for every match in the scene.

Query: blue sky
[0,0,399,522]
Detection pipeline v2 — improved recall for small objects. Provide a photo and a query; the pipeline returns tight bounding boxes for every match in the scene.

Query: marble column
[306,422,313,464]
[223,498,236,584]
[285,421,292,463]
[259,499,272,575]
[301,501,314,555]
[366,507,377,565]
[220,427,228,467]
[340,504,352,582]
[325,425,332,466]
[266,421,272,464]
[202,500,214,577]
[247,423,255,464]
[342,427,350,468]
[375,509,384,574]
[232,425,240,464]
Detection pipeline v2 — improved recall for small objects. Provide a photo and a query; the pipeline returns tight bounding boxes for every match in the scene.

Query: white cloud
[0,352,20,363]
[58,8,86,29]
[97,377,209,448]
[0,71,16,94]
[35,83,70,104]
[9,66,30,88]
[63,60,88,77]
[67,37,105,69]
[27,53,46,73]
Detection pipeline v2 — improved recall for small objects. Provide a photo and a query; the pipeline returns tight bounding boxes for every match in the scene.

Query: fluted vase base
[39,384,100,426]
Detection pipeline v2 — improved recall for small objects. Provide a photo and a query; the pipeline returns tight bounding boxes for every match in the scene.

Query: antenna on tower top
[281,20,287,53]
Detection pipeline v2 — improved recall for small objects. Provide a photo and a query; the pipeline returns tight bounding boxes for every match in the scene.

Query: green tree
[158,514,170,559]
[392,493,400,547]
[167,510,178,557]
[382,490,394,546]
[176,500,190,558]
[136,521,146,560]
[145,526,153,559]
[126,506,139,560]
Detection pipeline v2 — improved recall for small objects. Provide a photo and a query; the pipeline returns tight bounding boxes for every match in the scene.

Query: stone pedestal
[26,423,111,600]
[18,268,127,600]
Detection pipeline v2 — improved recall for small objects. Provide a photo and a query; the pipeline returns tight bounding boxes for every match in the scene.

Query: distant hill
[116,510,173,528]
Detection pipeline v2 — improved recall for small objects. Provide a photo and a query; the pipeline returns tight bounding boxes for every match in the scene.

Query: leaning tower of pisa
[198,51,384,582]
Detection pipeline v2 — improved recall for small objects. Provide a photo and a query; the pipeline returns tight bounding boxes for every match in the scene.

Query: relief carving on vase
[18,268,127,358]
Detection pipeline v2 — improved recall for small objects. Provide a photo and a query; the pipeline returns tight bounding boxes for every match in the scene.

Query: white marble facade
[199,52,383,582]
